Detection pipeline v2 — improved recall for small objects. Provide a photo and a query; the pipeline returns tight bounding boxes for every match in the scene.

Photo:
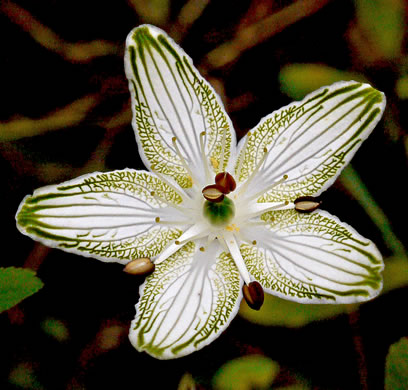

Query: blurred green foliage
[279,64,363,100]
[385,337,408,390]
[1,0,408,389]
[0,267,43,313]
[40,317,70,342]
[212,355,280,390]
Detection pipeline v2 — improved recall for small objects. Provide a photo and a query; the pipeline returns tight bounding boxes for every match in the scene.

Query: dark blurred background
[1,0,407,389]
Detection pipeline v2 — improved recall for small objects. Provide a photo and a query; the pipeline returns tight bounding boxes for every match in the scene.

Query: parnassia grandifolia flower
[16,25,385,359]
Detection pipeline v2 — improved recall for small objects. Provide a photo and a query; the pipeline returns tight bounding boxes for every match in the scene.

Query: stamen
[242,281,264,310]
[242,174,288,203]
[237,200,291,221]
[172,136,197,186]
[154,222,210,264]
[202,184,225,202]
[219,128,227,172]
[154,214,189,226]
[215,172,236,194]
[155,220,190,226]
[199,246,205,252]
[200,131,211,183]
[222,231,251,284]
[123,258,155,275]
[237,147,269,197]
[294,196,321,213]
[235,132,251,181]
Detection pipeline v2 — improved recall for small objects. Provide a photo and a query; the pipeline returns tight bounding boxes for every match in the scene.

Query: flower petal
[234,81,385,201]
[240,209,383,303]
[125,25,236,188]
[130,240,242,359]
[16,170,186,263]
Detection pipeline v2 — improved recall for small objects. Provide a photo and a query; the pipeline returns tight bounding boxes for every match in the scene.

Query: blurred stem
[201,0,332,70]
[339,165,407,260]
[348,309,368,390]
[1,0,119,63]
[170,0,210,42]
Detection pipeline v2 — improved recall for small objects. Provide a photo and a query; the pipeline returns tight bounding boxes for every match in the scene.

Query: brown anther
[294,196,321,213]
[242,281,264,310]
[215,172,236,194]
[123,258,155,275]
[202,184,225,203]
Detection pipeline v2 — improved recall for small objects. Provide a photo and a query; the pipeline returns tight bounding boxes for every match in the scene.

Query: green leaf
[0,267,43,313]
[279,64,363,100]
[385,337,408,390]
[212,355,279,390]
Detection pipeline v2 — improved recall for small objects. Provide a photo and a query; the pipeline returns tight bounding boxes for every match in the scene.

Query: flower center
[203,196,235,226]
[201,172,237,226]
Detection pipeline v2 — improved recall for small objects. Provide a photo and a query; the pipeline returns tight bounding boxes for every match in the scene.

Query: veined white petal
[222,231,251,284]
[16,170,186,263]
[235,81,385,202]
[125,25,236,188]
[154,222,210,264]
[240,209,383,303]
[130,240,242,359]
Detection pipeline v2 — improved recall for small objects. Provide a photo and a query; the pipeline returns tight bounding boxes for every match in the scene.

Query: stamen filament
[237,201,292,220]
[200,131,211,183]
[235,131,250,181]
[172,136,197,187]
[222,231,251,284]
[153,169,192,202]
[237,147,268,197]
[219,128,227,172]
[242,174,288,203]
[154,222,210,264]
[155,219,191,226]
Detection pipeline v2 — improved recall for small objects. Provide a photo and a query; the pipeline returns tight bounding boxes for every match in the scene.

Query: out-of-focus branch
[201,0,332,70]
[170,0,211,42]
[1,1,120,63]
[79,100,132,174]
[127,0,170,26]
[0,94,98,141]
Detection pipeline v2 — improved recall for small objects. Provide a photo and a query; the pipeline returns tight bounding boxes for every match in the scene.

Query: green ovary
[203,197,235,227]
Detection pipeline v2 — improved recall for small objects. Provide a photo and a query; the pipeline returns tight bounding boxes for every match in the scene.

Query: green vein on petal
[125,25,235,188]
[241,209,383,303]
[235,81,385,202]
[16,169,184,263]
[130,241,242,359]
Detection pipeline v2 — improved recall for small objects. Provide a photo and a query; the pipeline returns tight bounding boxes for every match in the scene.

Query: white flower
[16,25,385,360]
